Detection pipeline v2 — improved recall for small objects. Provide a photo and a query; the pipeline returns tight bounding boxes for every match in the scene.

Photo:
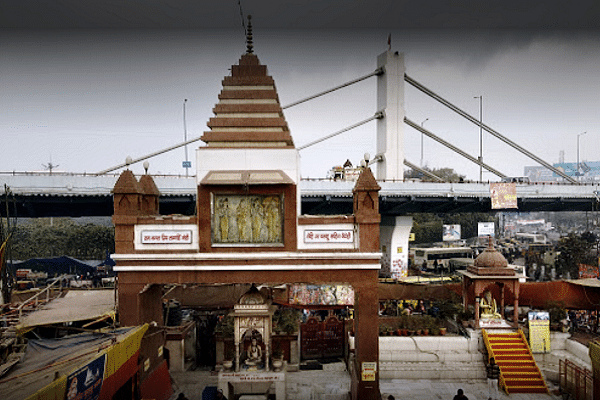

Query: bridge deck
[1,173,599,217]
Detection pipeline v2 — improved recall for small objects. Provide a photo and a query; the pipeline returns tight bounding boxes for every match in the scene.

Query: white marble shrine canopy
[201,170,294,185]
[231,285,277,372]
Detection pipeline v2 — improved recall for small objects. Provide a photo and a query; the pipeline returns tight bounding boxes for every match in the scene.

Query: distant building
[553,161,600,182]
[523,166,559,183]
[524,161,600,182]
[327,160,363,181]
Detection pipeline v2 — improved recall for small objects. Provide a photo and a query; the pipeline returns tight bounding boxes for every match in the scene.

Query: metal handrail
[482,329,508,393]
[517,329,549,393]
[17,274,68,320]
[560,359,594,400]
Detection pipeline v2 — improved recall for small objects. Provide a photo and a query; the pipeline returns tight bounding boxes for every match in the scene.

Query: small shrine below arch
[231,284,277,372]
[460,237,521,329]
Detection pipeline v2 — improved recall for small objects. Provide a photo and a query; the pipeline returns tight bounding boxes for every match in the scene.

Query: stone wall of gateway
[378,330,485,380]
[371,330,592,381]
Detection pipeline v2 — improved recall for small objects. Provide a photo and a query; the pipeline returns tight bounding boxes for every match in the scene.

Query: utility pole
[577,131,587,180]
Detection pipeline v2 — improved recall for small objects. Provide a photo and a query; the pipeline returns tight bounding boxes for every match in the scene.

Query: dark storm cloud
[2,0,600,29]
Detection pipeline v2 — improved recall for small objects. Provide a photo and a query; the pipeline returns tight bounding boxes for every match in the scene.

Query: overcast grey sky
[2,1,600,180]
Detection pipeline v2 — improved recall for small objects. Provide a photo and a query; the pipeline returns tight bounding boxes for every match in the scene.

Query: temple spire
[246,15,253,54]
[200,31,294,148]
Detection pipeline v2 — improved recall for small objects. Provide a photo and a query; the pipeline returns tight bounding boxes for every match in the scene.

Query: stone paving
[380,378,562,400]
[169,366,563,400]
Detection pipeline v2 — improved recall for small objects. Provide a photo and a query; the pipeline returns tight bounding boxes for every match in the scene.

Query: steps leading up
[482,329,549,394]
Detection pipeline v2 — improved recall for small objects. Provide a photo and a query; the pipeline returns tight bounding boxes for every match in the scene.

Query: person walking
[486,357,500,400]
[453,388,468,400]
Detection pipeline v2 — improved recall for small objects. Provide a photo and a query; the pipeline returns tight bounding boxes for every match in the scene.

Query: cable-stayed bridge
[2,50,598,218]
[1,172,598,218]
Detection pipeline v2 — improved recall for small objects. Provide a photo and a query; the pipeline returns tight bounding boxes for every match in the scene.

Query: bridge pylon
[377,50,406,181]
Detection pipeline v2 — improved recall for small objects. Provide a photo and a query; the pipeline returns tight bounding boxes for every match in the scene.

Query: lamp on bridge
[577,131,587,178]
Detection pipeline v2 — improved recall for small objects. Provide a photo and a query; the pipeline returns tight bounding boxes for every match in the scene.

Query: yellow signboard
[528,311,550,353]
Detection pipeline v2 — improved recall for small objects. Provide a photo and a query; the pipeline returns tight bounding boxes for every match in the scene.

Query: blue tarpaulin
[10,256,96,276]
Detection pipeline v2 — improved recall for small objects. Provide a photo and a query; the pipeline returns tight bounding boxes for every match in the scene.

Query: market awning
[379,282,460,302]
[520,281,600,310]
[0,325,147,400]
[16,289,116,333]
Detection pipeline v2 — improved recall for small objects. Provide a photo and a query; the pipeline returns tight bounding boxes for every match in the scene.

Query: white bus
[410,247,474,272]
[515,233,547,244]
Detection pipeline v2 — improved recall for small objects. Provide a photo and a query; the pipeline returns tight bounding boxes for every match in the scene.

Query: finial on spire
[246,15,253,54]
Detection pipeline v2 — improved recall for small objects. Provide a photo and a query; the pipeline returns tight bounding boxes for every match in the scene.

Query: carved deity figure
[236,198,251,242]
[251,198,264,242]
[264,196,281,243]
[244,338,263,366]
[216,198,230,242]
[480,290,501,319]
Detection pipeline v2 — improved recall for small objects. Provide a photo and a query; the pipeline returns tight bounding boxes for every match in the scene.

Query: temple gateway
[112,29,383,400]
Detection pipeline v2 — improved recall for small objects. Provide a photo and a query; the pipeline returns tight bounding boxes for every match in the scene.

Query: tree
[555,232,597,279]
[11,218,114,260]
[404,167,466,183]
[410,212,496,244]
[410,213,442,244]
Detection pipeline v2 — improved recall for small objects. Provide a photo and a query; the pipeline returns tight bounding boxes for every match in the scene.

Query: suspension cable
[405,118,507,179]
[282,68,384,110]
[403,159,444,182]
[404,74,578,184]
[95,136,205,175]
[297,111,384,151]
[96,69,385,174]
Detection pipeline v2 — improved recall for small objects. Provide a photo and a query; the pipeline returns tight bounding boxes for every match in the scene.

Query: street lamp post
[577,131,587,179]
[183,99,189,177]
[474,96,482,182]
[420,118,428,167]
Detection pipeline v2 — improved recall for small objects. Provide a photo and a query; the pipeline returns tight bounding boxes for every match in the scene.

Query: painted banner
[390,256,407,279]
[528,311,550,353]
[490,182,518,209]
[288,284,354,306]
[66,354,106,400]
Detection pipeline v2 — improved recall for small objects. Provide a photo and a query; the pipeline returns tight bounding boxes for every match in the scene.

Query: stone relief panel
[212,194,283,245]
